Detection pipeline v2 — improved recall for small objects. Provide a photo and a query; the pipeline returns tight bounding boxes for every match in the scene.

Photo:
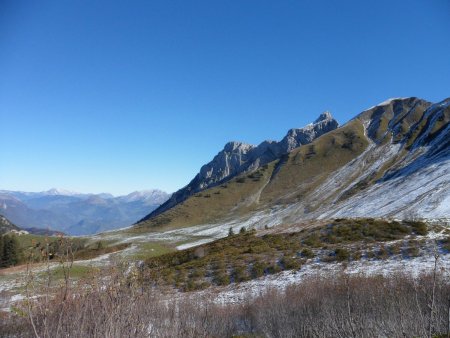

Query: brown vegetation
[2,269,450,337]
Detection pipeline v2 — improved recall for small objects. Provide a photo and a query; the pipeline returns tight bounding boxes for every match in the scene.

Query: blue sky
[1,0,449,195]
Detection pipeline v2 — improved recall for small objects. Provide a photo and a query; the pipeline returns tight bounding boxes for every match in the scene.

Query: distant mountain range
[137,97,450,232]
[0,189,170,235]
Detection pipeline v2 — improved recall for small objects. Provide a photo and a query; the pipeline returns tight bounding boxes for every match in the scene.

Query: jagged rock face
[279,111,337,152]
[143,112,339,221]
[197,111,338,188]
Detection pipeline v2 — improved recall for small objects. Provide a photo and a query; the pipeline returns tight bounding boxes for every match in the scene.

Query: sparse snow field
[207,253,450,305]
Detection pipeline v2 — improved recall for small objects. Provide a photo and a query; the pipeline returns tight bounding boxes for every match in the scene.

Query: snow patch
[210,254,450,304]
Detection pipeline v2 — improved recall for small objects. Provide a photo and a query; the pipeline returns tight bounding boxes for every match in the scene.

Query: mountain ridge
[142,112,339,221]
[136,97,449,232]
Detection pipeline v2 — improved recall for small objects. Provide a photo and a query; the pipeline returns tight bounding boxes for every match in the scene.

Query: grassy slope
[259,119,368,207]
[135,119,369,232]
[134,162,277,231]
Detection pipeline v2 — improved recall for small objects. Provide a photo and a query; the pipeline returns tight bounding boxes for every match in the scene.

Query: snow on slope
[209,254,450,305]
[322,157,450,219]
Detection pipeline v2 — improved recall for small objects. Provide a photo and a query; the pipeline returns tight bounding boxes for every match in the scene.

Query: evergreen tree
[0,236,4,267]
[2,235,19,267]
[228,227,234,237]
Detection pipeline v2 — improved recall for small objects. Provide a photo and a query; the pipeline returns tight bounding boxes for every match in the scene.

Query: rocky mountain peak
[314,111,333,123]
[223,141,254,153]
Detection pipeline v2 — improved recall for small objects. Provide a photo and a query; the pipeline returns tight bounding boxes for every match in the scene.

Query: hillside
[143,112,339,220]
[0,215,20,235]
[136,97,449,232]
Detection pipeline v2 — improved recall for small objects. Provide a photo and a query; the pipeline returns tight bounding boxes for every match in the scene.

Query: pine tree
[0,236,4,267]
[2,235,19,267]
[228,227,234,237]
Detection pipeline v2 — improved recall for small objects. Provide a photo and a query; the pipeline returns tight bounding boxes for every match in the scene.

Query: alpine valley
[1,97,450,337]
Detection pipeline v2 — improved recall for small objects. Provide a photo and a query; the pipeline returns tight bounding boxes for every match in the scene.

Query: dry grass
[134,162,277,231]
[260,119,369,206]
[2,270,450,337]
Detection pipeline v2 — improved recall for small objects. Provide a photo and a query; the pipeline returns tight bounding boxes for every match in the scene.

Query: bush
[96,241,105,250]
[377,245,389,259]
[300,248,315,259]
[366,249,376,260]
[409,221,428,236]
[280,256,301,270]
[389,243,401,255]
[303,234,322,248]
[251,261,265,278]
[232,265,249,283]
[266,263,282,275]
[441,237,450,252]
[4,272,450,337]
[214,271,230,286]
[405,245,420,258]
[335,248,350,262]
[352,251,362,261]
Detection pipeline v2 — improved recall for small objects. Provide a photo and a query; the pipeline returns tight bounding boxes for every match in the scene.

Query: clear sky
[1,0,449,195]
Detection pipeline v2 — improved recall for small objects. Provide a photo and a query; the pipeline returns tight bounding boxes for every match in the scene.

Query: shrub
[335,248,350,261]
[441,237,450,252]
[366,250,375,260]
[377,245,389,259]
[409,221,428,236]
[405,245,420,258]
[213,270,230,286]
[280,256,301,270]
[266,264,281,275]
[96,241,105,250]
[251,261,265,278]
[303,234,321,247]
[352,251,362,261]
[300,248,315,259]
[232,265,249,283]
[390,243,401,255]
